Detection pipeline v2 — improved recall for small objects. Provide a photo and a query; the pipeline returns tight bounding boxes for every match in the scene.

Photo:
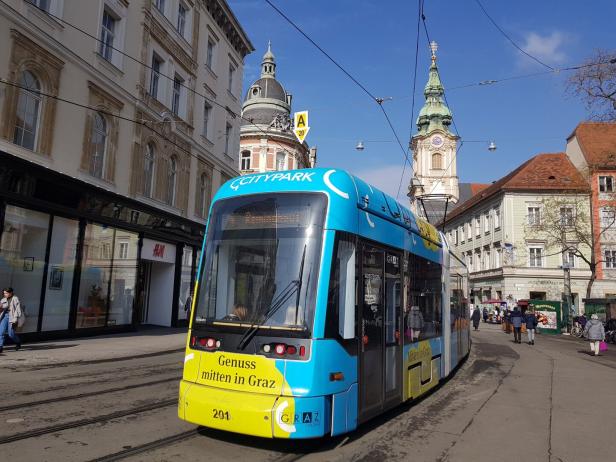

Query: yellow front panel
[181,381,280,438]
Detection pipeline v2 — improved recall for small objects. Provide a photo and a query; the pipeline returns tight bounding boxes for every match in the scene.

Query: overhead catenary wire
[263,0,412,169]
[7,0,303,162]
[472,0,554,71]
[396,0,423,200]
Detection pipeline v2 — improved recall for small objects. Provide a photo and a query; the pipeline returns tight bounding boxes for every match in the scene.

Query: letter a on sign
[293,111,310,144]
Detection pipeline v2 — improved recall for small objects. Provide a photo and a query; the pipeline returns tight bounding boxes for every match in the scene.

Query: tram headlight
[274,344,286,355]
[263,344,271,353]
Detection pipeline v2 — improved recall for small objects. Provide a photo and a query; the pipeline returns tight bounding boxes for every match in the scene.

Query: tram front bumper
[179,380,329,439]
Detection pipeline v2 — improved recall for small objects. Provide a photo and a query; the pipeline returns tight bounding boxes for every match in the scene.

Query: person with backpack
[525,309,538,345]
[0,287,23,353]
[511,306,524,343]
[583,314,605,356]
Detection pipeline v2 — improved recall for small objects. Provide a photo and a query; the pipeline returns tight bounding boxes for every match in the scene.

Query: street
[2,325,614,462]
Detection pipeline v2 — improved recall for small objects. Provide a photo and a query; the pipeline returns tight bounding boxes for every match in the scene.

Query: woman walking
[0,287,23,353]
[471,307,481,331]
[583,314,605,356]
[525,309,538,345]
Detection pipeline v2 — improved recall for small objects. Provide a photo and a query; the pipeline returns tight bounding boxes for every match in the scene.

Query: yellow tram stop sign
[293,111,310,144]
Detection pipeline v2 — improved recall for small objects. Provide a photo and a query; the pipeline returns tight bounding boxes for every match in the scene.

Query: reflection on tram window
[406,254,442,341]
[194,193,326,331]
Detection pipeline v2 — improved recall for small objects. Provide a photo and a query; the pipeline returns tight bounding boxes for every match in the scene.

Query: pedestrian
[0,287,23,353]
[583,314,605,356]
[407,305,424,341]
[525,309,538,345]
[471,307,481,331]
[511,306,523,343]
[483,307,489,323]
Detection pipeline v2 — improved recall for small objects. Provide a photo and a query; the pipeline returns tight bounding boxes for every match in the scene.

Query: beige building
[443,153,593,313]
[239,42,316,175]
[0,0,253,338]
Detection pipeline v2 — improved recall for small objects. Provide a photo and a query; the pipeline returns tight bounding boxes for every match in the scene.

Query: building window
[118,242,129,259]
[494,247,501,268]
[149,54,162,98]
[460,225,465,242]
[224,122,232,154]
[27,0,50,12]
[206,39,215,70]
[605,250,616,269]
[560,207,574,227]
[467,222,472,240]
[529,247,543,267]
[240,150,251,171]
[484,213,490,233]
[172,75,183,116]
[99,9,116,62]
[494,208,501,229]
[483,250,490,270]
[599,176,614,193]
[90,112,108,178]
[528,207,541,226]
[202,101,211,139]
[431,152,443,170]
[177,2,187,36]
[276,152,286,170]
[167,156,177,206]
[198,173,210,217]
[454,228,459,245]
[228,63,235,93]
[474,216,480,236]
[144,143,155,197]
[13,71,42,150]
[563,250,576,268]
[601,208,616,228]
[475,252,481,272]
[468,254,473,271]
[154,0,165,14]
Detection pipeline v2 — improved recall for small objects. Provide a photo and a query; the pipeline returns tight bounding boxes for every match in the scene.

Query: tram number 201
[212,409,231,420]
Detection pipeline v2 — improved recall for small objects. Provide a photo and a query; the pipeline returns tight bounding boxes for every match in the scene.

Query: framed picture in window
[23,257,34,272]
[49,266,64,290]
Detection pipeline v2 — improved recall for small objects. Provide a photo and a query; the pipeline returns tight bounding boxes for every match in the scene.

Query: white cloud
[519,31,568,67]
[351,164,413,200]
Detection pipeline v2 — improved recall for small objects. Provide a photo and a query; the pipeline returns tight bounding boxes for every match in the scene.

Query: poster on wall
[535,310,557,330]
[530,300,561,333]
[49,266,64,290]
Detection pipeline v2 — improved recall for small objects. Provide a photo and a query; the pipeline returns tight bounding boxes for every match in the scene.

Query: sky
[227,0,616,199]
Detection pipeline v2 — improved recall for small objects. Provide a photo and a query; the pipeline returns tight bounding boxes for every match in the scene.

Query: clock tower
[409,42,460,211]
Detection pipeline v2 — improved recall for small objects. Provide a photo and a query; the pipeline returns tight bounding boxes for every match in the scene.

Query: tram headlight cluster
[191,336,221,350]
[261,343,305,358]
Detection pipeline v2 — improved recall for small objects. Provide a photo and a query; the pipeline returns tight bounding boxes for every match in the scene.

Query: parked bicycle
[571,315,587,338]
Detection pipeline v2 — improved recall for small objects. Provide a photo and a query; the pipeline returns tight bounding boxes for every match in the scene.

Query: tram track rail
[0,398,177,445]
[0,376,179,413]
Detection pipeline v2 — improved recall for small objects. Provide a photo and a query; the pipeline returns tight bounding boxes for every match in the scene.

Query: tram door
[359,244,402,421]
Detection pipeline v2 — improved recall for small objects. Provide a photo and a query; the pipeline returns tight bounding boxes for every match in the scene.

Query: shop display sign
[142,238,176,264]
[529,300,561,334]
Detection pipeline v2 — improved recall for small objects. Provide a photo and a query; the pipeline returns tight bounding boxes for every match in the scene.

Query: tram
[179,168,470,438]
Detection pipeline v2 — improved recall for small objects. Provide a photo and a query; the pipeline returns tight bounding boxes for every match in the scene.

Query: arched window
[240,150,251,171]
[13,71,42,150]
[432,152,443,170]
[199,172,210,217]
[276,152,285,171]
[144,143,155,197]
[167,155,177,206]
[90,112,108,178]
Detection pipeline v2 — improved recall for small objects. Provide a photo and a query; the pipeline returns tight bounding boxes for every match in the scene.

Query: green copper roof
[416,60,453,136]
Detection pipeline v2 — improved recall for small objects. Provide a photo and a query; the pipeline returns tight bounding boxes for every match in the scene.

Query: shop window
[13,71,42,151]
[77,223,138,328]
[42,216,79,331]
[0,205,50,333]
[178,246,194,321]
[89,112,108,179]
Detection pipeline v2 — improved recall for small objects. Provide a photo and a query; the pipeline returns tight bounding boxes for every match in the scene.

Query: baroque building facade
[238,43,316,175]
[0,0,253,339]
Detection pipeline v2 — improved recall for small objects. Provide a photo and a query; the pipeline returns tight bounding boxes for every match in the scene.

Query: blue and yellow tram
[179,168,469,438]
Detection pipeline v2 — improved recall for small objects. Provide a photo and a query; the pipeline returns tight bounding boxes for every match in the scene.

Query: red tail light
[190,336,196,346]
[286,345,297,355]
[198,338,207,347]
[299,346,306,357]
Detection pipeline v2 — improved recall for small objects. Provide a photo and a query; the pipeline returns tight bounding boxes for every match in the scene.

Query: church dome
[244,77,287,103]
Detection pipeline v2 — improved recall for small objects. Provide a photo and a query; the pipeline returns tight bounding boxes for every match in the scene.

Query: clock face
[432,136,443,147]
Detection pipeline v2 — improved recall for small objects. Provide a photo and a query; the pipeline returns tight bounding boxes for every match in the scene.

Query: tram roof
[214,168,442,248]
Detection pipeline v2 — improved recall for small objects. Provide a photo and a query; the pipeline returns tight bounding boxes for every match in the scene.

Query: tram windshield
[193,193,326,333]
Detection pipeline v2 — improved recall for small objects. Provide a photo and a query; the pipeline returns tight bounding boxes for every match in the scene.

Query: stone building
[0,0,253,339]
[566,122,616,298]
[238,42,316,174]
[442,153,593,312]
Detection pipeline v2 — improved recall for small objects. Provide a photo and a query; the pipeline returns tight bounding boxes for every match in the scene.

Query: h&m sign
[142,238,176,264]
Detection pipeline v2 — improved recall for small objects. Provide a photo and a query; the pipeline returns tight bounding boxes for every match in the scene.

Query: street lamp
[355,140,393,151]
[461,139,497,152]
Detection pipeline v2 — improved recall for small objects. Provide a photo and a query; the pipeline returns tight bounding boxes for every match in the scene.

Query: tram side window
[450,273,467,329]
[406,253,442,341]
[326,233,356,339]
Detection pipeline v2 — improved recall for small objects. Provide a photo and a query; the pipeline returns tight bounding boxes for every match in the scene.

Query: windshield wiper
[237,245,308,351]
